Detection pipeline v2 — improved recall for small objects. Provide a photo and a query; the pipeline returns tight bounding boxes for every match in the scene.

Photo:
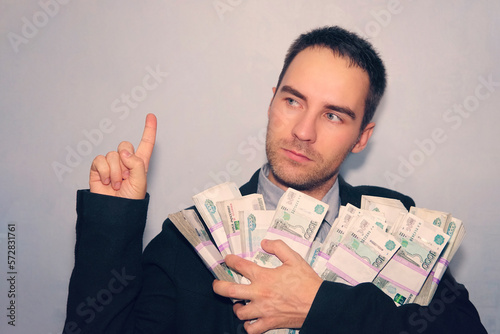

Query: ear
[351,122,375,153]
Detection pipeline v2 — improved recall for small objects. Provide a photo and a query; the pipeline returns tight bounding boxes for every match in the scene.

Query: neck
[268,171,338,201]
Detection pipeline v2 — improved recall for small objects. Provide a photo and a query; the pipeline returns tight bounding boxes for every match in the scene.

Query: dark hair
[275,26,386,130]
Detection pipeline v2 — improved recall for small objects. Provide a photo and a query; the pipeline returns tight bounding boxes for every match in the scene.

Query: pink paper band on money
[339,244,379,273]
[218,241,230,252]
[209,259,224,269]
[393,255,428,277]
[438,258,450,266]
[209,222,224,233]
[429,270,440,284]
[228,231,240,238]
[268,228,313,247]
[326,262,359,286]
[378,274,419,296]
[318,251,330,260]
[195,241,224,269]
[195,241,213,251]
[432,258,449,284]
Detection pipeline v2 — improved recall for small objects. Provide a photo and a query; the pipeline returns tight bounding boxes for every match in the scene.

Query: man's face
[266,46,374,195]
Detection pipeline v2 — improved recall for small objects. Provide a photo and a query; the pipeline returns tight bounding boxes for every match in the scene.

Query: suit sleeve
[300,268,486,334]
[63,190,149,334]
[64,190,242,334]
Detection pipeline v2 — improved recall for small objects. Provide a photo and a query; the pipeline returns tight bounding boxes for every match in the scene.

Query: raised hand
[212,239,323,334]
[89,113,157,199]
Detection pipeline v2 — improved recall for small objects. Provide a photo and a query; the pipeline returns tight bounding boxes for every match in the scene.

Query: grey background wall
[1,1,499,333]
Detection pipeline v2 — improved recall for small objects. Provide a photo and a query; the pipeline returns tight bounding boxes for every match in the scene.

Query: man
[64,26,486,334]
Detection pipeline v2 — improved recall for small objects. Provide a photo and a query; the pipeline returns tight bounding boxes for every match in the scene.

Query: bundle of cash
[373,213,450,305]
[312,204,386,274]
[192,182,243,281]
[409,208,466,306]
[311,205,356,274]
[239,209,276,259]
[172,185,465,330]
[168,210,235,282]
[192,182,242,257]
[361,195,409,233]
[252,188,329,269]
[318,214,400,285]
[217,194,266,257]
[306,239,323,267]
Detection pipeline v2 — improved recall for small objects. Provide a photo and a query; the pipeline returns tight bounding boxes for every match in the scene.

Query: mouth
[282,148,312,163]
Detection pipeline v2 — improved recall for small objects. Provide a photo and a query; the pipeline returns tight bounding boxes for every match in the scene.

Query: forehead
[279,46,370,116]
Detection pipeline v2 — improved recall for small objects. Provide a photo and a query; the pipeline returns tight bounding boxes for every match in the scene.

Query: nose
[292,111,317,143]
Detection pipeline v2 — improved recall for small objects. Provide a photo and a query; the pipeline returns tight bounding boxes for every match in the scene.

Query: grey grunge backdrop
[1,1,499,333]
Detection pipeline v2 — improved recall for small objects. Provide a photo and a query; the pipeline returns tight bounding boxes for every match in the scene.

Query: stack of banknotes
[170,182,465,332]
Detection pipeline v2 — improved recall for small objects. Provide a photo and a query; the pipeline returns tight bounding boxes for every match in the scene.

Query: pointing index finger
[136,113,157,171]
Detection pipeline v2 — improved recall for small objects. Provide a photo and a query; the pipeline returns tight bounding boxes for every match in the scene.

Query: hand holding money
[179,188,465,332]
[213,239,322,334]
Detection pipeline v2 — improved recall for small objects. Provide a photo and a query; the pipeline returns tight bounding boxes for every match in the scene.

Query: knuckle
[105,151,118,159]
[234,305,245,319]
[91,156,108,171]
[276,239,288,250]
[118,141,134,150]
[247,318,271,334]
[93,155,105,164]
[259,287,274,300]
[252,266,269,282]
[226,284,239,299]
[119,140,132,146]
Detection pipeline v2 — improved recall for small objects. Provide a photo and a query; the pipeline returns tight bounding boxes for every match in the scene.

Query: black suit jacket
[64,170,486,334]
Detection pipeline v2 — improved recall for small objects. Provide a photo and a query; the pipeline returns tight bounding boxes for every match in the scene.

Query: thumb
[120,149,147,183]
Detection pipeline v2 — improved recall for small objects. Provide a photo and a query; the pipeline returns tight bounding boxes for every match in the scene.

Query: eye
[286,98,300,107]
[326,112,341,122]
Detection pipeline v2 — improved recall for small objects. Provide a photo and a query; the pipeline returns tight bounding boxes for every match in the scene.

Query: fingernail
[114,181,121,190]
[122,150,131,157]
[103,178,110,185]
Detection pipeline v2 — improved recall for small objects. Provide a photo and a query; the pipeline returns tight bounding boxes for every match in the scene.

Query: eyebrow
[279,85,357,120]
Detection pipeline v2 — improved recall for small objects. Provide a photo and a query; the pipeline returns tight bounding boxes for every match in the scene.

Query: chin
[273,167,315,190]
[271,162,339,192]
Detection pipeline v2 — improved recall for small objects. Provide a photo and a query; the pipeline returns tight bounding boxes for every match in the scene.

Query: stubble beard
[265,134,349,192]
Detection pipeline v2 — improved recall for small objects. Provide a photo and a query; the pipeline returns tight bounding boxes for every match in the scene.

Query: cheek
[317,128,360,155]
[268,108,293,136]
